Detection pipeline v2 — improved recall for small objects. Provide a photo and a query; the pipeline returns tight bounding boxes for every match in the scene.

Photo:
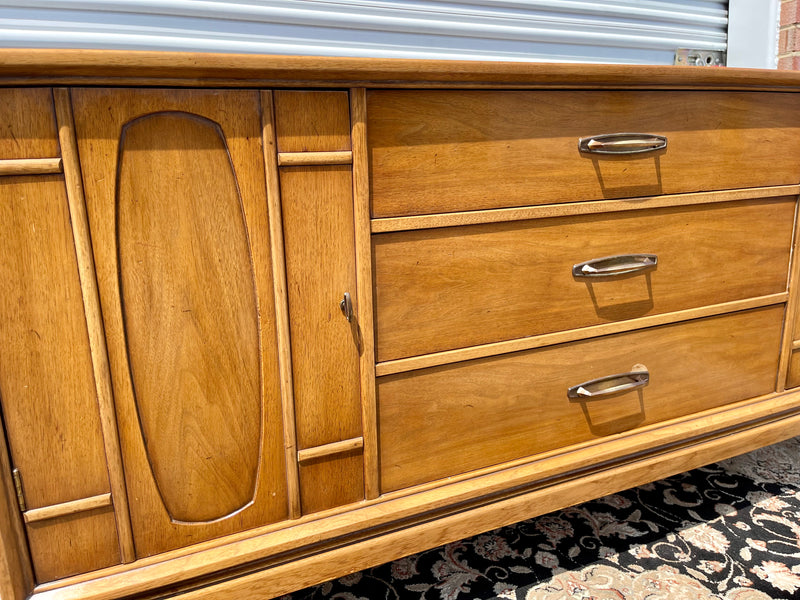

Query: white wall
[727,0,779,68]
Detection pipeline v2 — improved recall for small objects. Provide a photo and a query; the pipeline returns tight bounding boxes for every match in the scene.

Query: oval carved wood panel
[117,112,262,523]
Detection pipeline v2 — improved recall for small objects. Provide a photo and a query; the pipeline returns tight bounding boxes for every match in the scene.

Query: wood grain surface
[0,177,110,506]
[261,91,302,519]
[53,87,136,563]
[0,175,121,580]
[777,201,800,393]
[787,350,800,390]
[5,49,800,90]
[274,91,352,153]
[117,111,262,523]
[277,151,353,166]
[299,452,365,515]
[350,87,380,500]
[280,166,362,450]
[376,295,787,377]
[0,417,32,600]
[0,88,59,159]
[297,438,364,463]
[274,90,364,514]
[375,198,795,361]
[280,165,364,513]
[378,306,784,492]
[29,387,800,600]
[25,508,120,583]
[368,90,800,217]
[0,158,61,176]
[71,88,288,558]
[2,58,800,600]
[152,408,800,600]
[24,494,112,524]
[371,185,800,233]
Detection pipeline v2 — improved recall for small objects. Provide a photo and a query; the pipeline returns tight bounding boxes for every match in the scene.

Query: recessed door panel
[117,112,261,523]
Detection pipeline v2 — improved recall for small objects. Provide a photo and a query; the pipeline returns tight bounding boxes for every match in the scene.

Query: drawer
[368,90,800,217]
[0,88,59,159]
[374,198,795,362]
[378,306,784,492]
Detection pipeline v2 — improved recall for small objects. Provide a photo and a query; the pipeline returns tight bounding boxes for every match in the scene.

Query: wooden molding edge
[350,87,380,501]
[277,151,352,166]
[23,494,112,525]
[371,186,800,233]
[0,158,62,176]
[5,50,800,90]
[53,87,137,563]
[261,90,302,520]
[297,438,364,463]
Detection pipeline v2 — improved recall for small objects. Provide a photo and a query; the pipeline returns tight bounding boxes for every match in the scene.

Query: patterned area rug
[281,436,800,600]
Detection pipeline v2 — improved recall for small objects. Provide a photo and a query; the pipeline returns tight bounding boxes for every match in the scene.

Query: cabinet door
[0,89,121,583]
[272,91,365,513]
[72,89,288,557]
[0,176,121,581]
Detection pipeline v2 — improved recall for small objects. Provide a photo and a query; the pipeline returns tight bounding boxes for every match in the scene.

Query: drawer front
[368,90,800,218]
[378,306,784,492]
[374,198,795,362]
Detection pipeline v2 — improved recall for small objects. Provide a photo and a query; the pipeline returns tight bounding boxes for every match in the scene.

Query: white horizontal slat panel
[0,0,727,64]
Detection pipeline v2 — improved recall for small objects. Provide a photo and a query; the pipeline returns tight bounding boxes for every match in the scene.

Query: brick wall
[780,0,800,69]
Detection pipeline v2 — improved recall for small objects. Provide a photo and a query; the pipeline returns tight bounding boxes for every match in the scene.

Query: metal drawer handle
[572,254,657,279]
[339,292,353,322]
[578,133,667,155]
[568,368,649,400]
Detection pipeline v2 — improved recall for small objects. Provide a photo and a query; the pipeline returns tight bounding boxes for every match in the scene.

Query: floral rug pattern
[281,437,800,599]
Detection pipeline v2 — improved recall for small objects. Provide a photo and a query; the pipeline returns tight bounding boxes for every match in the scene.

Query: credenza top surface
[3,48,800,89]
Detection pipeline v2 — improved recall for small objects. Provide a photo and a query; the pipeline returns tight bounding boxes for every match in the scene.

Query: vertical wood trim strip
[350,88,379,500]
[261,91,302,519]
[777,198,800,392]
[52,88,136,563]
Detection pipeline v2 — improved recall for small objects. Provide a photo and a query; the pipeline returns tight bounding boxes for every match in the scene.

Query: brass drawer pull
[578,133,667,155]
[572,254,657,278]
[568,368,649,400]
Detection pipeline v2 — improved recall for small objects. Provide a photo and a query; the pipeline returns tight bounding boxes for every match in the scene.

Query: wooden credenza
[3,51,800,600]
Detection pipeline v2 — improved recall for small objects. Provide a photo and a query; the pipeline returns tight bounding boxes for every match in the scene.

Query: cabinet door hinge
[674,49,726,67]
[11,468,26,512]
